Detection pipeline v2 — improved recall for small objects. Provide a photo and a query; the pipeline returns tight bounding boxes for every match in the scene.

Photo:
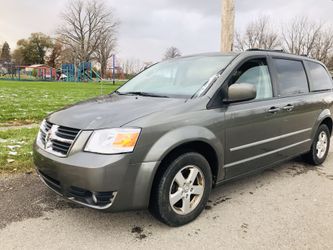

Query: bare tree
[94,27,117,78]
[308,28,333,65]
[235,16,280,51]
[46,41,63,68]
[58,0,117,63]
[121,58,144,75]
[327,56,333,72]
[281,16,333,65]
[282,16,323,56]
[164,47,182,60]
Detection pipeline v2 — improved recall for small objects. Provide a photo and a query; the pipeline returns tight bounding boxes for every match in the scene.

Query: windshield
[117,55,235,98]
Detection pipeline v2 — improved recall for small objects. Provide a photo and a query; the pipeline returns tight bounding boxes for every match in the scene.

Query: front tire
[149,152,212,227]
[304,124,331,165]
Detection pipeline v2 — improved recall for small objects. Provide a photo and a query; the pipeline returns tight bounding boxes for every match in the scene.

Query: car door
[223,57,285,178]
[269,58,319,158]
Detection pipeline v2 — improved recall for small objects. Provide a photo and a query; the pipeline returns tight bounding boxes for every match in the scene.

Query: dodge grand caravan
[34,50,333,226]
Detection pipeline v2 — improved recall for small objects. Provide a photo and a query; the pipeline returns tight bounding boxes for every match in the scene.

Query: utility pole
[221,0,235,52]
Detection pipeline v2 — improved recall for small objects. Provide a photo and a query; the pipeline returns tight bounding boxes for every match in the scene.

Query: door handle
[282,104,294,112]
[267,107,281,114]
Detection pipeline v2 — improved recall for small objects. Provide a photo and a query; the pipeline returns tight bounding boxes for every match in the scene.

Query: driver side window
[230,58,273,100]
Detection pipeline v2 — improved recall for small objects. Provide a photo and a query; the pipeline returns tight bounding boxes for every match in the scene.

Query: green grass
[0,80,121,125]
[0,80,122,173]
[0,128,39,173]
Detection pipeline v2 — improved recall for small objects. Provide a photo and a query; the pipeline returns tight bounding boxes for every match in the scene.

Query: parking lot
[1,146,332,250]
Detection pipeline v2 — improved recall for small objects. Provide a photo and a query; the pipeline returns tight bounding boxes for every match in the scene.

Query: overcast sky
[0,0,332,62]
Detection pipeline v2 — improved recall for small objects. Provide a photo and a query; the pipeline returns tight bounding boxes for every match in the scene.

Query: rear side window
[273,59,309,96]
[305,61,333,91]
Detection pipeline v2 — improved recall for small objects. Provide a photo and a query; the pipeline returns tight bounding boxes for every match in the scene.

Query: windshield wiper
[116,91,170,98]
[191,69,226,98]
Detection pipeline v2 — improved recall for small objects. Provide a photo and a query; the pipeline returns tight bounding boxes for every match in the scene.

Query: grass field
[0,128,39,174]
[0,80,121,125]
[0,80,122,173]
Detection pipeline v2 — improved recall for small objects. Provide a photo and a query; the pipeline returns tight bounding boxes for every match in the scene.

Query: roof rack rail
[246,48,285,53]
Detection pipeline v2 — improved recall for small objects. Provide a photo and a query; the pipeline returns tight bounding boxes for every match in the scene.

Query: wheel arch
[143,126,224,183]
[155,140,220,182]
[312,109,332,139]
[144,126,225,209]
[148,139,221,211]
[321,117,333,135]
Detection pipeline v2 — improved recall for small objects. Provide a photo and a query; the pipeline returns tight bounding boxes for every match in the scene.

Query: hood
[48,94,186,129]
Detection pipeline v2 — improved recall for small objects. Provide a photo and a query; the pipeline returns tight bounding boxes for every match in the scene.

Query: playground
[0,62,102,82]
[0,55,123,82]
[61,62,102,82]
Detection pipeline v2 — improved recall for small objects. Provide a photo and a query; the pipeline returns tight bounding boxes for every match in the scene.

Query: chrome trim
[67,194,117,210]
[225,139,311,168]
[230,128,312,152]
[37,171,117,210]
[37,122,81,157]
[51,133,75,144]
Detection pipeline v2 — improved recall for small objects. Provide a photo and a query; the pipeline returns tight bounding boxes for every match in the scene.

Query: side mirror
[226,83,257,103]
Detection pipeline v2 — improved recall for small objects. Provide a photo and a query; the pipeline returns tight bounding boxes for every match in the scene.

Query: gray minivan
[34,50,333,226]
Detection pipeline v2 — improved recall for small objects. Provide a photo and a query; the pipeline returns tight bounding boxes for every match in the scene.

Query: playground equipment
[0,63,57,81]
[105,54,121,83]
[60,62,102,82]
[78,62,91,81]
[61,64,76,82]
[0,60,108,82]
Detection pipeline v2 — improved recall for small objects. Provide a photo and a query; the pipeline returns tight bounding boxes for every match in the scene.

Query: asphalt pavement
[1,147,332,250]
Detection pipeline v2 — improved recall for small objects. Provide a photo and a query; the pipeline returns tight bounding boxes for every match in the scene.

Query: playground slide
[84,71,93,81]
[82,70,102,82]
[91,69,102,81]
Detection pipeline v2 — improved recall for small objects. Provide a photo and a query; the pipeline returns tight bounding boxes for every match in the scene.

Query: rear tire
[304,124,330,165]
[149,152,212,227]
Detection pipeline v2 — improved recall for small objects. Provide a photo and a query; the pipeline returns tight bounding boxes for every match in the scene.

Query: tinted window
[231,59,273,100]
[305,61,333,91]
[273,59,309,96]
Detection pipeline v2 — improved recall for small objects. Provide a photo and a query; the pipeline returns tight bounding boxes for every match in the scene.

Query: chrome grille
[38,120,80,157]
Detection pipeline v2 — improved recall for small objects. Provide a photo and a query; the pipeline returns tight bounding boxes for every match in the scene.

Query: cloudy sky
[0,0,332,62]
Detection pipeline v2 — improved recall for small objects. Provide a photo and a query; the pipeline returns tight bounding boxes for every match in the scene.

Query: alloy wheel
[316,131,328,159]
[169,165,205,215]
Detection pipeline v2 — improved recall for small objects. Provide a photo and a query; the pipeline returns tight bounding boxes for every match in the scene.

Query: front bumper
[36,169,118,209]
[33,142,159,211]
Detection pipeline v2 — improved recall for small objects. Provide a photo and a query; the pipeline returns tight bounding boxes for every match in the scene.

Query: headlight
[84,128,141,154]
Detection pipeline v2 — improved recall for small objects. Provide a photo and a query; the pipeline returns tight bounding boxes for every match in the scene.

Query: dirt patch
[285,163,318,177]
[205,205,212,210]
[213,196,231,206]
[0,119,36,127]
[131,226,150,240]
[0,123,39,131]
[326,175,333,180]
[0,173,81,229]
[241,223,249,233]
